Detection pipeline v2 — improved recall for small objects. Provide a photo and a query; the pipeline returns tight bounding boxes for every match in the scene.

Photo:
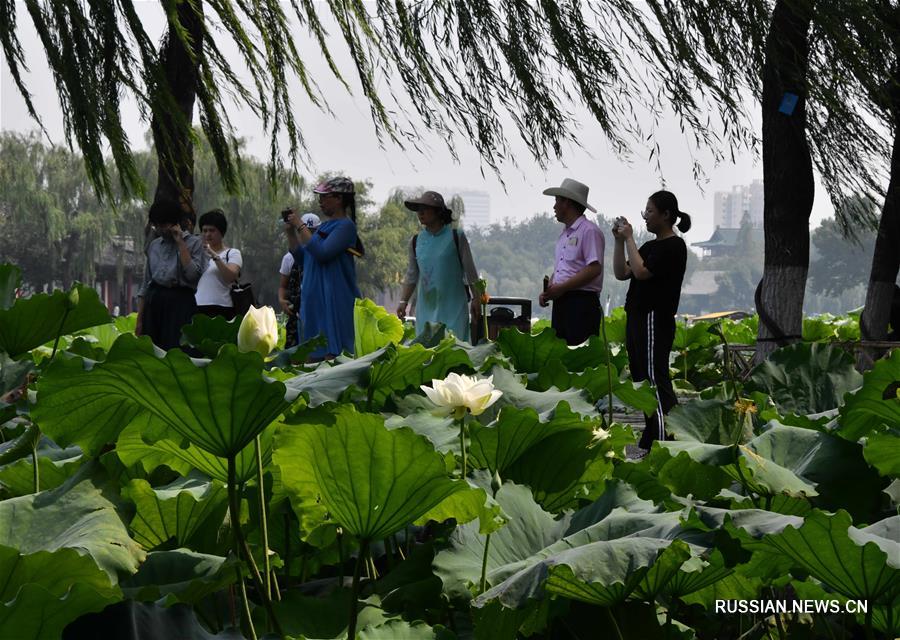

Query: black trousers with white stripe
[625,309,678,449]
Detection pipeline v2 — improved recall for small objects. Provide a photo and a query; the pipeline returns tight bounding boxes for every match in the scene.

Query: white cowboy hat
[542,178,597,213]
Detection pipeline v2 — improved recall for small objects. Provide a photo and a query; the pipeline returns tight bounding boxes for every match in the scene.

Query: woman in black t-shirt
[612,190,692,452]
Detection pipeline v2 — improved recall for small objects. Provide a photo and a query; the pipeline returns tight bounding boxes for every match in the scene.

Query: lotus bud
[491,470,502,495]
[65,287,80,310]
[237,305,278,356]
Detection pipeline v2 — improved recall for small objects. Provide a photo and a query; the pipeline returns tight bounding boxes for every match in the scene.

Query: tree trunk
[858,64,900,368]
[754,0,815,363]
[150,0,204,209]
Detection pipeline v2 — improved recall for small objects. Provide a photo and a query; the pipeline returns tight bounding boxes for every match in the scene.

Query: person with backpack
[397,190,480,341]
[612,190,692,452]
[195,208,242,320]
[284,177,362,360]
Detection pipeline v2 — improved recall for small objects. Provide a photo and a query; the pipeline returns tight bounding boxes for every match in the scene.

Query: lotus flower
[237,305,278,356]
[421,373,502,419]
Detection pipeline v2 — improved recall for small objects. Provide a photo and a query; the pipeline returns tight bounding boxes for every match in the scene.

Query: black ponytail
[341,192,365,257]
[649,190,691,233]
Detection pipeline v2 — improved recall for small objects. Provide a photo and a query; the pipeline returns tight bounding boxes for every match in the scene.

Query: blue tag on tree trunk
[778,92,799,115]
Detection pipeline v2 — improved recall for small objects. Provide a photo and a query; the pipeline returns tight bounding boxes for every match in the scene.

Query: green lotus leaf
[476,537,672,609]
[122,475,228,550]
[839,348,900,440]
[385,411,459,455]
[0,580,121,640]
[792,577,900,638]
[674,321,717,351]
[666,398,747,445]
[416,484,508,535]
[0,352,33,398]
[488,366,597,417]
[274,407,467,541]
[179,313,241,357]
[534,359,657,413]
[433,482,574,601]
[0,283,110,358]
[645,445,734,501]
[0,264,21,310]
[468,403,598,476]
[864,431,900,477]
[0,441,82,497]
[359,619,452,639]
[115,414,272,484]
[0,544,119,604]
[745,343,862,415]
[747,510,900,604]
[0,462,145,582]
[354,298,405,357]
[495,326,569,373]
[0,423,41,468]
[502,426,613,512]
[119,549,237,604]
[35,334,290,458]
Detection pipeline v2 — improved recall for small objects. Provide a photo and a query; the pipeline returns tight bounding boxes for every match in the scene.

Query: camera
[281,208,293,222]
[614,216,627,231]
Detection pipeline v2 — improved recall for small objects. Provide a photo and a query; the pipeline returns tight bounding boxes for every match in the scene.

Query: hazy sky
[0,2,836,247]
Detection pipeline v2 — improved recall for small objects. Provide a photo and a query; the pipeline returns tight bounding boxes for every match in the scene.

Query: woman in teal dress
[397,191,480,341]
[285,177,363,360]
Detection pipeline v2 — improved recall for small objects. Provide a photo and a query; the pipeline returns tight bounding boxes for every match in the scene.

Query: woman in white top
[195,209,242,319]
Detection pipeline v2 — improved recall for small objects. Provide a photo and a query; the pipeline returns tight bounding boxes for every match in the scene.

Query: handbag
[225,249,256,315]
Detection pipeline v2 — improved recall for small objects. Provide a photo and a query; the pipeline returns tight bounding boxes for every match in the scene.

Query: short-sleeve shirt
[624,236,687,316]
[552,214,605,292]
[195,248,242,307]
[279,252,294,277]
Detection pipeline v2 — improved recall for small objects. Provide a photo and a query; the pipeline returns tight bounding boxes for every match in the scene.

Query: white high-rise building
[454,189,491,229]
[713,179,764,229]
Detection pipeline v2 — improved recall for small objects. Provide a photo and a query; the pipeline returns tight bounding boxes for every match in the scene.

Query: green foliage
[354,298,405,356]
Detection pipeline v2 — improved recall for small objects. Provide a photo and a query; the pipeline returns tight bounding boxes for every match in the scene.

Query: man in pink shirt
[538,178,605,345]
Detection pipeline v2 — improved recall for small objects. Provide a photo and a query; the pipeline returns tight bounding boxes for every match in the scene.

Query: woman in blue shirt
[285,177,363,360]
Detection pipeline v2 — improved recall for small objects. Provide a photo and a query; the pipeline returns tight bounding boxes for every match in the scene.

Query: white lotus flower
[237,305,278,356]
[421,372,503,419]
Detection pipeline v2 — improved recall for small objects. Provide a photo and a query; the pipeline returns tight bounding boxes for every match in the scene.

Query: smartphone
[541,275,550,307]
[281,208,293,222]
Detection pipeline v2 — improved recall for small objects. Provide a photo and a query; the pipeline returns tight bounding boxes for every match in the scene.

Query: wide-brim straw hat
[404,190,451,214]
[542,178,597,212]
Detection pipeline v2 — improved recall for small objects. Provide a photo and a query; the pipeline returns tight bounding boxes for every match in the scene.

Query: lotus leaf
[123,475,228,550]
[115,415,273,484]
[35,335,290,458]
[864,431,900,477]
[180,313,241,358]
[839,348,900,440]
[119,549,237,604]
[274,407,467,541]
[0,463,144,582]
[0,283,110,358]
[748,510,900,604]
[745,343,862,415]
[354,298,405,356]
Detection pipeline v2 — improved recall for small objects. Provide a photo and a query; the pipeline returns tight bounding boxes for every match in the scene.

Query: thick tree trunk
[858,70,900,368]
[754,0,815,364]
[150,0,204,209]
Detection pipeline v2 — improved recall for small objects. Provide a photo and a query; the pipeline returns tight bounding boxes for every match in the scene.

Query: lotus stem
[49,306,71,362]
[254,436,272,600]
[459,418,468,477]
[227,456,283,638]
[32,446,39,493]
[235,565,257,640]
[384,536,395,570]
[283,513,291,590]
[599,302,614,427]
[479,532,492,594]
[605,607,624,640]
[347,539,370,640]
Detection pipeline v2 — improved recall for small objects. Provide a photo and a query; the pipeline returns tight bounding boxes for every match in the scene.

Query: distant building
[454,190,491,229]
[680,270,726,314]
[94,235,143,314]
[713,179,763,229]
[692,225,764,258]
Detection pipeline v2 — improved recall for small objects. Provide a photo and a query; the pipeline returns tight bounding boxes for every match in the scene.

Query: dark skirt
[196,305,237,321]
[143,284,198,351]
